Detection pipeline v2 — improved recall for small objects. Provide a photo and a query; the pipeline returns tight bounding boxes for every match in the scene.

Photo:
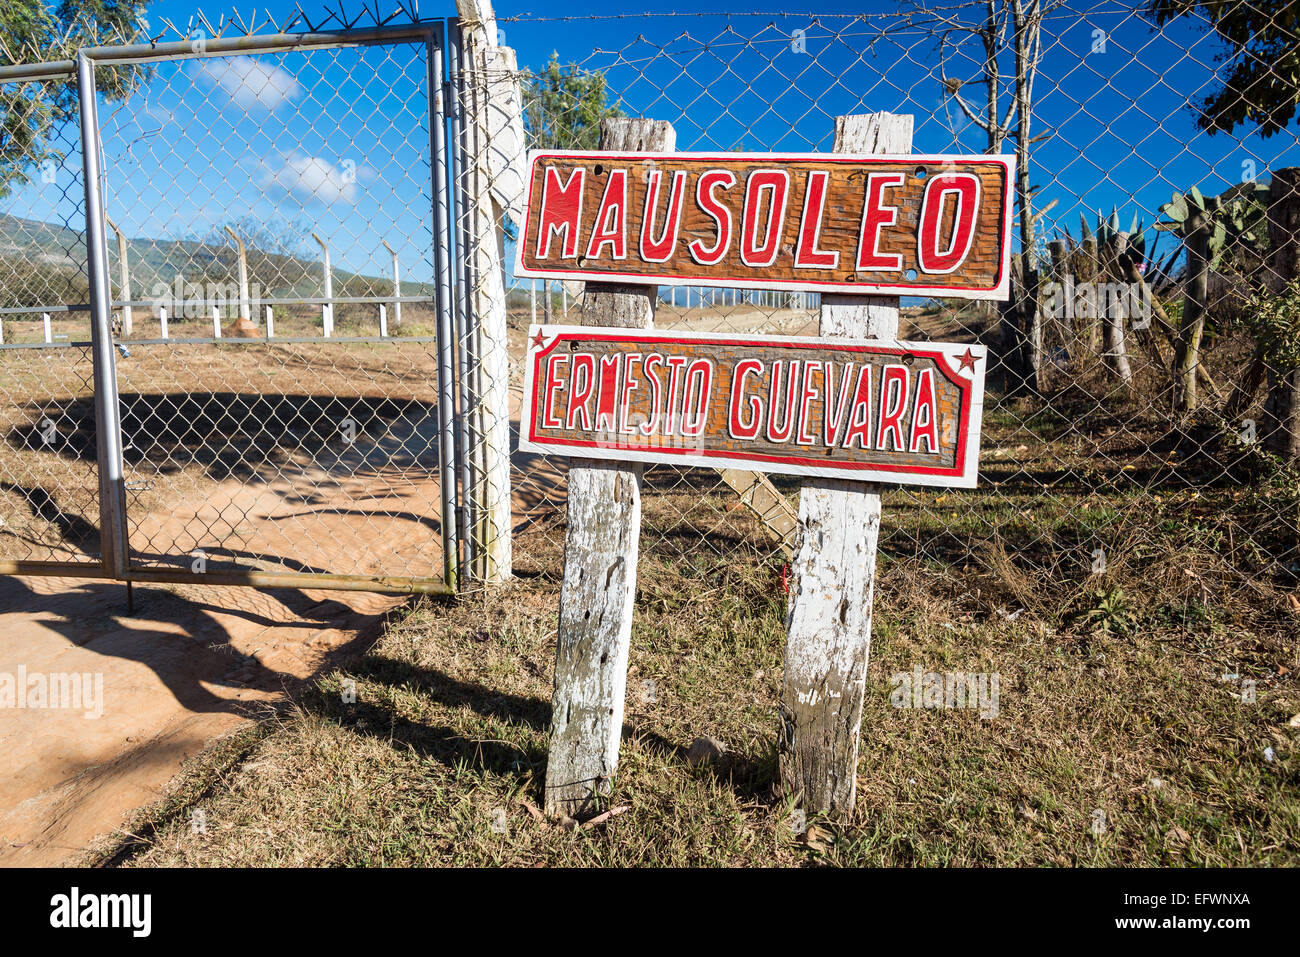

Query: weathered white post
[106,217,132,337]
[779,111,913,816]
[382,239,402,327]
[313,232,333,337]
[544,116,675,818]
[456,0,527,581]
[224,225,252,326]
[159,306,168,339]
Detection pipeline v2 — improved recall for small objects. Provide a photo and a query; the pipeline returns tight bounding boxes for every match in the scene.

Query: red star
[531,329,547,349]
[957,347,980,373]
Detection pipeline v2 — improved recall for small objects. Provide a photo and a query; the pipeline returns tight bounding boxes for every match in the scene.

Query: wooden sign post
[531,111,1005,820]
[780,112,914,815]
[544,117,675,818]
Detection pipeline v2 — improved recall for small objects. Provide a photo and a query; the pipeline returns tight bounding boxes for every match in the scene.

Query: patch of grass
[88,505,1299,866]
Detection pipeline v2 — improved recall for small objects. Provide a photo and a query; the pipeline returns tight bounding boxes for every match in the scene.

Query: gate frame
[0,21,467,596]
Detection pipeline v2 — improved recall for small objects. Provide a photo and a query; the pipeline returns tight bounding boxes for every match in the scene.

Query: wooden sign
[514,151,1014,300]
[519,324,987,488]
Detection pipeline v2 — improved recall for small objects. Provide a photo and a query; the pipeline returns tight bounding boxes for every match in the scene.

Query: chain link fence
[449,2,1300,627]
[1,2,1299,615]
[0,14,459,592]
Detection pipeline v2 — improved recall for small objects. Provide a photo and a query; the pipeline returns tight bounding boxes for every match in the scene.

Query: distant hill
[0,213,432,309]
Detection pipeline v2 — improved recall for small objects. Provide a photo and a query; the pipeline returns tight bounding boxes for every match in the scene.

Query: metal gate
[0,20,472,595]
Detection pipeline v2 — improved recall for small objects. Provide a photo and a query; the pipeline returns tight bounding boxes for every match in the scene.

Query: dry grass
[83,479,1299,867]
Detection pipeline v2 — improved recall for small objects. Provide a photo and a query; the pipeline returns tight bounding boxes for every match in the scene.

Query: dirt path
[0,387,564,867]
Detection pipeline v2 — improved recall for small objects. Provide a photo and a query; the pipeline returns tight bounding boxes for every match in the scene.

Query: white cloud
[198,56,300,109]
[263,155,358,206]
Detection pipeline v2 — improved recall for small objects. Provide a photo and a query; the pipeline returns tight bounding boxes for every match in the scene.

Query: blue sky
[5,0,1298,294]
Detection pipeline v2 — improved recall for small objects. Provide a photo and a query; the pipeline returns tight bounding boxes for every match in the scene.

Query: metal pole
[453,18,485,582]
[77,52,129,579]
[449,18,478,583]
[430,25,460,590]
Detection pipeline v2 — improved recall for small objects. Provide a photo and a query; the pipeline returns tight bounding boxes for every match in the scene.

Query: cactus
[1156,183,1266,270]
[1156,183,1269,407]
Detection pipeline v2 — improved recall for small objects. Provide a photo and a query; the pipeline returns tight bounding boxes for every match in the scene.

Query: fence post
[76,51,129,580]
[455,0,526,582]
[544,116,675,818]
[382,239,402,327]
[778,111,913,817]
[224,225,252,326]
[313,232,333,337]
[1263,168,1300,460]
[430,23,461,590]
[107,217,132,337]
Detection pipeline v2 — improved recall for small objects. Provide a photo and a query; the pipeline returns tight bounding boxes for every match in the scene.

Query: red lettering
[917,173,979,274]
[856,171,905,271]
[596,354,621,433]
[794,171,838,269]
[877,365,910,451]
[586,169,628,260]
[841,365,874,450]
[729,359,764,439]
[542,354,567,428]
[795,360,820,445]
[680,360,714,438]
[641,354,664,435]
[689,170,736,266]
[618,355,643,434]
[536,166,585,259]
[909,368,939,453]
[741,169,789,267]
[566,353,595,430]
[766,359,801,443]
[640,169,688,263]
[823,361,855,446]
[663,355,689,435]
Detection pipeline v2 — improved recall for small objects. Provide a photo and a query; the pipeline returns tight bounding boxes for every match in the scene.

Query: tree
[933,0,1062,397]
[1148,1,1300,138]
[522,52,622,151]
[0,1,149,198]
